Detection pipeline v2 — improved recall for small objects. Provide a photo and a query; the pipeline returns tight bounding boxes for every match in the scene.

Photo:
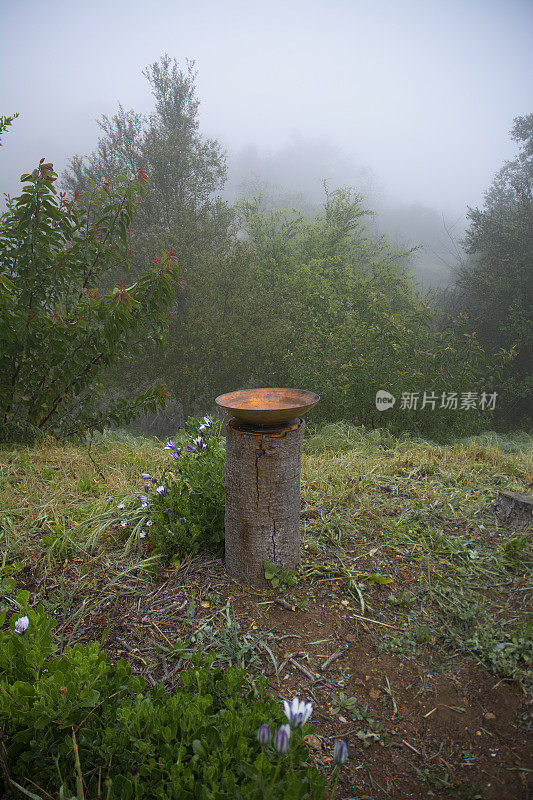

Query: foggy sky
[1,0,532,215]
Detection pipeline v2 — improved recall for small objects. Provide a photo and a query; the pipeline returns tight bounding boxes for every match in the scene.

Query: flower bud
[333,739,349,766]
[273,724,291,754]
[256,723,271,746]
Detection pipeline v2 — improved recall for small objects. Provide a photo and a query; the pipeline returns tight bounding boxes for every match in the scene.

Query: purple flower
[166,508,172,517]
[117,503,125,511]
[273,724,291,754]
[180,517,187,525]
[141,472,150,479]
[144,483,151,491]
[139,495,149,507]
[185,444,196,453]
[14,616,29,635]
[156,485,167,496]
[171,448,181,460]
[257,723,271,746]
[199,416,213,432]
[164,440,176,450]
[146,520,153,527]
[105,496,112,503]
[193,436,206,451]
[139,530,147,539]
[151,477,157,485]
[283,697,313,728]
[333,739,349,766]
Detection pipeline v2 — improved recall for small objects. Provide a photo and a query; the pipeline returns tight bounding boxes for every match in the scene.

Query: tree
[0,153,181,442]
[63,55,231,275]
[62,56,234,419]
[455,115,533,424]
[169,187,497,438]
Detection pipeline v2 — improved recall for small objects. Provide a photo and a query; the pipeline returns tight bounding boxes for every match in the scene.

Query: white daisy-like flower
[283,696,313,728]
[14,615,29,635]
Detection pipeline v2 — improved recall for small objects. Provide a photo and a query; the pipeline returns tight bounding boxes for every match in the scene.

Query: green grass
[1,423,532,693]
[1,422,532,798]
[301,424,533,696]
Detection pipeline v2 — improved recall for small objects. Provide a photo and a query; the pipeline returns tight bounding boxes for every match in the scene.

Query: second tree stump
[224,417,305,586]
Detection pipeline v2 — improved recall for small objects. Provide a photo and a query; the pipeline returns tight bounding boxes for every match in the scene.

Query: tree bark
[225,417,305,586]
[491,491,533,530]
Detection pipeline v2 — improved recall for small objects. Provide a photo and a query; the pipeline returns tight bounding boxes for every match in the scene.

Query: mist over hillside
[224,137,464,287]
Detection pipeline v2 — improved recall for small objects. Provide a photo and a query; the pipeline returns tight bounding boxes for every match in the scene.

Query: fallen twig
[320,648,345,672]
[87,435,106,482]
[383,674,398,717]
[277,651,304,676]
[275,598,296,611]
[402,738,421,755]
[151,619,174,648]
[289,657,318,681]
[351,613,400,629]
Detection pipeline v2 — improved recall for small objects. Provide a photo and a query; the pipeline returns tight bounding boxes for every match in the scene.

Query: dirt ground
[44,554,531,800]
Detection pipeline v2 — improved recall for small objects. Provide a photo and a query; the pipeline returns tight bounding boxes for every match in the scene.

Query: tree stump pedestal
[492,491,533,529]
[224,416,305,587]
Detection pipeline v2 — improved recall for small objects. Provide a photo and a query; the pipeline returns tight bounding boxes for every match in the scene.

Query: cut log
[224,417,305,586]
[491,491,533,530]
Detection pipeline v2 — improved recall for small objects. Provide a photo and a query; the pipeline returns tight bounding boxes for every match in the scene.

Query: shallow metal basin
[215,388,320,426]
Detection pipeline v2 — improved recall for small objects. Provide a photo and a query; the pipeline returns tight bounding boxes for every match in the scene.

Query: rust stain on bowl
[215,388,320,426]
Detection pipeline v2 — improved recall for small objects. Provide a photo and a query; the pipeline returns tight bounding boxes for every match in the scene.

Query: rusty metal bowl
[215,388,320,426]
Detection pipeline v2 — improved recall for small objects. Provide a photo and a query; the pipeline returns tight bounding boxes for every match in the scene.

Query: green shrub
[102,416,226,560]
[1,591,326,799]
[146,416,226,560]
[0,145,181,442]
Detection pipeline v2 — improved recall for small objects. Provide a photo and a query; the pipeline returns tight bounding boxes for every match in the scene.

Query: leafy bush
[179,188,506,440]
[110,415,226,560]
[0,147,181,442]
[1,591,326,799]
[453,114,533,427]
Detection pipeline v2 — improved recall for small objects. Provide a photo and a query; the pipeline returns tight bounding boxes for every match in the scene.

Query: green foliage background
[452,114,533,427]
[0,150,181,442]
[2,59,529,442]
